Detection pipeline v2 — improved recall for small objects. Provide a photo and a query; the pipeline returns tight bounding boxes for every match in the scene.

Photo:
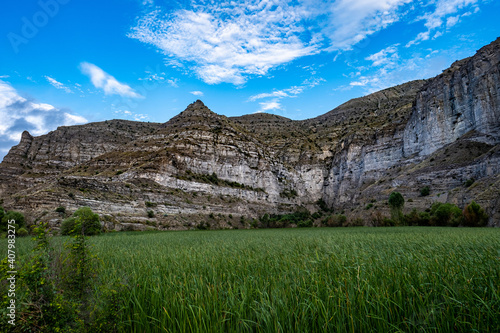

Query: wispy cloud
[45,76,73,93]
[129,0,486,86]
[80,62,143,98]
[249,76,324,112]
[0,79,87,160]
[113,109,149,121]
[190,91,204,96]
[256,100,282,113]
[0,75,9,79]
[365,44,399,67]
[324,0,411,50]
[129,1,322,85]
[406,0,482,47]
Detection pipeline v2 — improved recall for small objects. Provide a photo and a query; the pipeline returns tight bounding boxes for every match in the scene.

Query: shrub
[297,219,313,228]
[322,214,347,227]
[147,210,155,218]
[464,178,475,187]
[430,202,462,226]
[1,210,26,231]
[420,186,430,196]
[365,203,373,210]
[312,212,322,219]
[463,201,488,227]
[17,227,29,237]
[316,199,330,212]
[56,206,66,214]
[145,201,157,208]
[61,207,101,236]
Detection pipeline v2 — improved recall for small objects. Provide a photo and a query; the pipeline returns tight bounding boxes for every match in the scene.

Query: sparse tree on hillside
[388,192,405,225]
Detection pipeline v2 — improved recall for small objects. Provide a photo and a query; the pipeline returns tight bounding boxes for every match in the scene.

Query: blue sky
[0,0,499,161]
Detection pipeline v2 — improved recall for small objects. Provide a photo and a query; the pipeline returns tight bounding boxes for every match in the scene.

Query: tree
[463,201,488,227]
[1,210,26,231]
[429,202,462,226]
[61,207,101,236]
[388,192,405,225]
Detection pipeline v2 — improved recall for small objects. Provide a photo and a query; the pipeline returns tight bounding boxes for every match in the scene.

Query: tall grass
[5,227,500,332]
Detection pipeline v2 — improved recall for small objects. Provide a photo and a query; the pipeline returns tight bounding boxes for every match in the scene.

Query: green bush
[322,214,347,227]
[0,210,26,231]
[420,186,430,196]
[464,178,475,187]
[463,201,488,227]
[147,210,155,218]
[55,206,66,213]
[297,219,313,228]
[17,227,29,237]
[430,202,462,226]
[61,207,101,236]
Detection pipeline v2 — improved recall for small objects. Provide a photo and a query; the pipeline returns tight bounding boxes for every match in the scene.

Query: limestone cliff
[1,38,499,229]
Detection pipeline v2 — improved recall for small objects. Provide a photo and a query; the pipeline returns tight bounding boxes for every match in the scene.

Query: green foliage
[66,228,500,332]
[297,219,313,228]
[388,192,405,225]
[0,206,4,223]
[420,186,430,196]
[61,207,101,236]
[145,201,157,208]
[463,201,488,227]
[147,210,155,218]
[17,227,28,237]
[311,211,322,219]
[430,202,463,226]
[0,210,25,232]
[16,222,72,332]
[464,178,475,187]
[322,214,347,227]
[388,192,404,209]
[56,206,66,213]
[365,203,373,210]
[316,199,330,212]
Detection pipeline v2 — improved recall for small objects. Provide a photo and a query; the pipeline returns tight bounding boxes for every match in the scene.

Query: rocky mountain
[1,38,499,230]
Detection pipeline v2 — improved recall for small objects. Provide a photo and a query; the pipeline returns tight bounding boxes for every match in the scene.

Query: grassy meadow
[4,227,500,332]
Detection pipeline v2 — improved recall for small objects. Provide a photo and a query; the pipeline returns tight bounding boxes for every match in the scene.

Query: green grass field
[4,227,500,332]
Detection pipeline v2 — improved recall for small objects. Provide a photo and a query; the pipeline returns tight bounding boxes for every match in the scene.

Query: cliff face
[404,40,500,157]
[1,38,499,229]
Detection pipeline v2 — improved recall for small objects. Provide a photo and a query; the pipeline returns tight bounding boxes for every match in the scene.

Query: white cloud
[190,91,204,96]
[129,1,322,85]
[249,76,324,113]
[0,80,87,159]
[406,0,482,47]
[0,75,9,79]
[365,44,399,67]
[80,62,143,98]
[45,76,73,93]
[257,100,282,113]
[324,0,411,50]
[113,109,149,121]
[249,77,324,102]
[129,0,486,85]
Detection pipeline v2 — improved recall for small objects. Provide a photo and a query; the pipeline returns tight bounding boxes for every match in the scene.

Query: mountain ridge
[1,37,499,230]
